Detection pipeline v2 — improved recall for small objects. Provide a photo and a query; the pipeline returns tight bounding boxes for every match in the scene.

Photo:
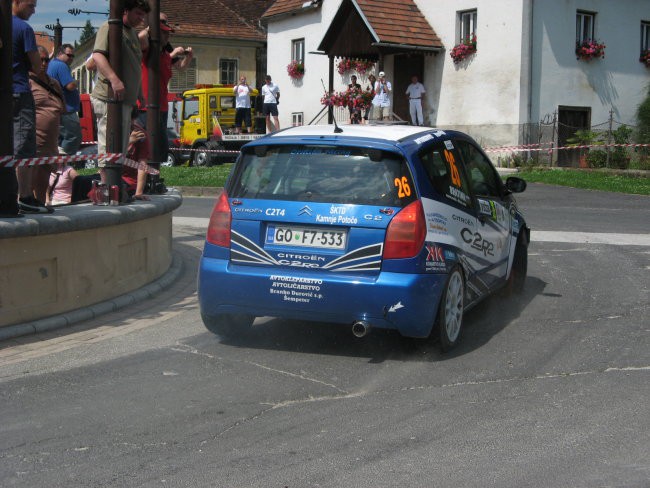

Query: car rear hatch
[225,143,416,276]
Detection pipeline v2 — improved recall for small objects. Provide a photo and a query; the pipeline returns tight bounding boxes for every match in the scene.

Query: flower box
[640,49,650,68]
[575,39,606,61]
[450,34,477,64]
[336,58,375,75]
[287,60,305,79]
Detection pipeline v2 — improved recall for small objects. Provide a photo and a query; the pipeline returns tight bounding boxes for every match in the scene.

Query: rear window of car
[229,145,414,207]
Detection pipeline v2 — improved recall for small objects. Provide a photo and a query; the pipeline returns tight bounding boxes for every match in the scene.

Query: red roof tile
[356,0,442,48]
[263,0,441,50]
[161,0,275,41]
[262,0,309,19]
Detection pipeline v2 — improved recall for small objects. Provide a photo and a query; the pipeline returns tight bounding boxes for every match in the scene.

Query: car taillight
[383,200,426,259]
[173,138,181,147]
[206,191,231,247]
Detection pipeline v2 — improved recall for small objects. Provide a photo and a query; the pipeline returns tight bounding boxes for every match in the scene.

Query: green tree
[78,19,96,45]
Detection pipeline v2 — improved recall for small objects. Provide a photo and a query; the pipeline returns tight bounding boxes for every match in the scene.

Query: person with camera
[372,71,392,121]
[138,12,193,165]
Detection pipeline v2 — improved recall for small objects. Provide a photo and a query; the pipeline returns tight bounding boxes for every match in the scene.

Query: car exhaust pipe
[352,321,371,338]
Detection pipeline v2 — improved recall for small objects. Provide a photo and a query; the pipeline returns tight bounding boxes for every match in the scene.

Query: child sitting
[123,115,151,201]
[46,163,79,206]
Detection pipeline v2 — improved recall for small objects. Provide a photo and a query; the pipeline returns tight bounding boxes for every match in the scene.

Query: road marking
[532,231,650,246]
[173,218,650,247]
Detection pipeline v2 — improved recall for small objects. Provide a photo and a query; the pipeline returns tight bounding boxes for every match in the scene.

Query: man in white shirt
[261,74,280,133]
[233,75,252,133]
[405,75,426,126]
[372,71,392,121]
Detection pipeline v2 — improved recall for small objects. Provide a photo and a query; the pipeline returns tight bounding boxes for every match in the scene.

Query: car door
[455,139,511,288]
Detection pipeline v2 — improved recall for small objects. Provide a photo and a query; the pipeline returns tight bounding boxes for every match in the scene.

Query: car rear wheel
[201,313,254,338]
[437,267,464,352]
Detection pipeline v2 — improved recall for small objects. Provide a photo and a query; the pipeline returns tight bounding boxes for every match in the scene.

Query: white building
[261,0,650,152]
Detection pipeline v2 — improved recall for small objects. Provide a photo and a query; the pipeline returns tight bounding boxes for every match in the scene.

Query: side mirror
[505,176,527,193]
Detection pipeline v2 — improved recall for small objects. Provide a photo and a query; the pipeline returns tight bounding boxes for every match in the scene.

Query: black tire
[506,234,528,294]
[162,152,176,167]
[193,144,210,167]
[201,313,254,338]
[437,267,465,352]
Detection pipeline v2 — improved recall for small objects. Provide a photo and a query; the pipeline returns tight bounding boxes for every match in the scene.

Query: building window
[576,11,595,42]
[170,58,197,93]
[220,59,238,85]
[459,9,477,42]
[292,112,304,126]
[642,21,650,52]
[292,39,305,63]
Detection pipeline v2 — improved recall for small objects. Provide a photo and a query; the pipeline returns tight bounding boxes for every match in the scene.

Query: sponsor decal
[452,214,474,226]
[414,134,434,145]
[447,185,470,206]
[426,212,448,235]
[461,228,495,256]
[425,243,447,271]
[233,207,263,214]
[330,206,347,215]
[316,214,358,224]
[364,214,383,221]
[444,250,456,261]
[290,148,351,157]
[276,252,326,268]
[478,199,492,216]
[432,130,447,138]
[512,219,520,233]
[379,208,394,215]
[269,275,324,303]
[444,140,454,150]
[265,208,286,216]
[298,205,313,216]
[388,301,405,312]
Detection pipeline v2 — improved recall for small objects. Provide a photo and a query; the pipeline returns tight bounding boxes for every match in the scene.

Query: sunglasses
[40,57,50,63]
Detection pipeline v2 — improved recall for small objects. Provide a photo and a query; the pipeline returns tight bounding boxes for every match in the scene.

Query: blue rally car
[198,124,529,350]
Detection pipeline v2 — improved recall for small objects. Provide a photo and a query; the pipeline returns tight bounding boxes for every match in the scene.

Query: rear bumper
[198,255,447,338]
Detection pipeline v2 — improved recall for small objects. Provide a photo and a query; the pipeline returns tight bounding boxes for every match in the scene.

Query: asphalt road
[1,184,648,487]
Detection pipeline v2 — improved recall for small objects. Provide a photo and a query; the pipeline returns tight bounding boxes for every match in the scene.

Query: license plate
[266,225,346,250]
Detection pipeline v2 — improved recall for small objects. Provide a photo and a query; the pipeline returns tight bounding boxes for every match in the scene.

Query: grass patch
[515,168,650,195]
[78,165,234,188]
[160,165,233,187]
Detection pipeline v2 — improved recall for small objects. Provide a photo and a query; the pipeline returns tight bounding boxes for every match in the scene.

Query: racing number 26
[444,149,462,188]
[394,176,412,198]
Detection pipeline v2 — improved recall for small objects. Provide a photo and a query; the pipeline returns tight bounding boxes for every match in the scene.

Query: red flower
[575,39,606,61]
[450,34,477,64]
[640,49,650,67]
[287,60,305,79]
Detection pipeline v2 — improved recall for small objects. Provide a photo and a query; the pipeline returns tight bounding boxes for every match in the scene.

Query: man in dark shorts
[261,75,280,133]
[233,75,252,133]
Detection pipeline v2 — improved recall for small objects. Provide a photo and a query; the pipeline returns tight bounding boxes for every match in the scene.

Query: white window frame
[576,11,596,42]
[219,58,238,85]
[458,9,477,42]
[642,21,650,52]
[292,39,305,63]
[292,112,304,127]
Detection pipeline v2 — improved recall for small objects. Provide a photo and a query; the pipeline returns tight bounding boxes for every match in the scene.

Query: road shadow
[212,275,547,363]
